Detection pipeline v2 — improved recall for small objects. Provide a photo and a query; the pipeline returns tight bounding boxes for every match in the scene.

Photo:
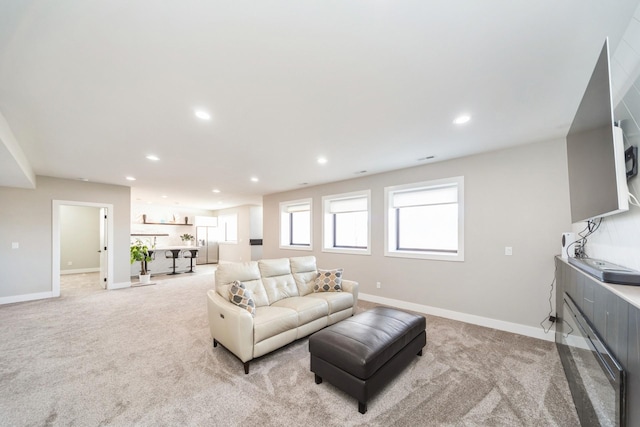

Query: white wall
[60,205,100,273]
[0,176,131,300]
[263,138,572,338]
[130,203,215,248]
[574,9,640,269]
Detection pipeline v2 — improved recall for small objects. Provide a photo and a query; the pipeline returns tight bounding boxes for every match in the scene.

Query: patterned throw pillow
[228,280,256,316]
[313,269,343,292]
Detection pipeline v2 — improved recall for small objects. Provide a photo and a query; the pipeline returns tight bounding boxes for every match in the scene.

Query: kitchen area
[130,210,219,277]
[130,204,263,278]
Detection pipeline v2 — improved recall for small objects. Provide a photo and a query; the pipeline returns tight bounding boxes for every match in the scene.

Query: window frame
[384,176,464,261]
[322,190,371,255]
[218,213,238,244]
[279,198,313,251]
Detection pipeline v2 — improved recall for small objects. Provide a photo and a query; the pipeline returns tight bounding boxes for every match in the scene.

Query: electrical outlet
[376,282,381,289]
[505,246,513,256]
[11,242,19,249]
[549,315,557,323]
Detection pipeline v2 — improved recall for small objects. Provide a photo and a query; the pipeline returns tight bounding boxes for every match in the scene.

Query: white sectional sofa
[207,256,359,373]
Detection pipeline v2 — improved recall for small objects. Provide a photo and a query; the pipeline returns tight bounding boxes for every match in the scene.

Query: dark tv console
[568,257,640,286]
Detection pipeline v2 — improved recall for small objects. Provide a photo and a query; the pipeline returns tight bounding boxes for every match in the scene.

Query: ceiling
[1,1,639,210]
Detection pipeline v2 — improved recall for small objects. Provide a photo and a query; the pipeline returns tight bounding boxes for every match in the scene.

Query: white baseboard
[109,281,131,290]
[60,268,100,275]
[0,291,55,305]
[358,293,555,342]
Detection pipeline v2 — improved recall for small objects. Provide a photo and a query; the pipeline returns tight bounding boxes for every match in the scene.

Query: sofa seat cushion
[253,306,299,344]
[271,297,329,325]
[307,292,354,315]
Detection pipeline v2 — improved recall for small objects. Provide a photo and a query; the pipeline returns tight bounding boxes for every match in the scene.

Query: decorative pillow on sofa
[229,280,256,316]
[313,269,343,292]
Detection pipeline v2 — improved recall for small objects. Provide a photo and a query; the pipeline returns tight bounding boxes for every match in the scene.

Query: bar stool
[145,250,156,275]
[165,249,182,275]
[182,249,198,273]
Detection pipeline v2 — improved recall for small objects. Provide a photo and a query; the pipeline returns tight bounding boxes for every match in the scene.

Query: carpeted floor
[0,271,579,426]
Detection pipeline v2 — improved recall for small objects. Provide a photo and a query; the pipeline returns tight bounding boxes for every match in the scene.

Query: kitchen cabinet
[556,257,639,425]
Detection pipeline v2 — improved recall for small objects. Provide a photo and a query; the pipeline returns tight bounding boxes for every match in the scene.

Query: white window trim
[279,198,313,251]
[384,176,464,261]
[218,214,238,244]
[322,190,371,255]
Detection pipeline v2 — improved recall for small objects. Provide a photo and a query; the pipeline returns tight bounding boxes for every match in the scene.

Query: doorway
[52,201,114,297]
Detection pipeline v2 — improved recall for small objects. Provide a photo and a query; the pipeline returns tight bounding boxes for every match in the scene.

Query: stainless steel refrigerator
[196,226,219,264]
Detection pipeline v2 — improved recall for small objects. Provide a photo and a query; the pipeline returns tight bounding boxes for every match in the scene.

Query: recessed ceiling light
[299,182,309,186]
[453,114,471,125]
[317,157,328,165]
[146,155,159,161]
[126,176,136,181]
[250,177,259,182]
[161,195,168,199]
[354,170,367,175]
[77,178,89,182]
[195,110,211,120]
[417,156,435,161]
[212,189,221,193]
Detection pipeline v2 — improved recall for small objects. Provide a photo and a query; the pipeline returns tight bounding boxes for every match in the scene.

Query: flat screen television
[566,39,629,224]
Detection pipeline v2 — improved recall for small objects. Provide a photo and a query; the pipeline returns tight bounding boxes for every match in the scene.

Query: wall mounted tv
[566,39,629,224]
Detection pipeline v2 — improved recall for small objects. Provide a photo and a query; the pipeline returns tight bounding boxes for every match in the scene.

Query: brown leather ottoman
[308,306,426,414]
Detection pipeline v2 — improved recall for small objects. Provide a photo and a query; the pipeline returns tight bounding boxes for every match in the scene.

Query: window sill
[322,247,371,256]
[279,245,313,251]
[384,250,464,262]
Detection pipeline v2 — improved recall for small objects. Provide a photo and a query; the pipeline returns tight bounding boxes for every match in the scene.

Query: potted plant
[130,239,153,284]
[180,233,195,246]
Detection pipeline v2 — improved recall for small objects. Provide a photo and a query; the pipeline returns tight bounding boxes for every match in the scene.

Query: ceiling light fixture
[77,178,89,182]
[417,156,435,161]
[161,195,168,199]
[453,114,471,125]
[317,157,328,164]
[250,177,259,182]
[195,110,211,120]
[212,189,221,193]
[126,176,136,181]
[354,170,367,175]
[146,155,159,161]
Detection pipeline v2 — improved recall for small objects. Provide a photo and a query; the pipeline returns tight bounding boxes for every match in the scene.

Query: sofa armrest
[342,279,359,304]
[206,290,255,362]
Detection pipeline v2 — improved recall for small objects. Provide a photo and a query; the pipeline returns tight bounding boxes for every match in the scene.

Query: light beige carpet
[0,271,579,426]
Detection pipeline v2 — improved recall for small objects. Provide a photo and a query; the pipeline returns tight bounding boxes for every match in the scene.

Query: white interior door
[99,207,108,289]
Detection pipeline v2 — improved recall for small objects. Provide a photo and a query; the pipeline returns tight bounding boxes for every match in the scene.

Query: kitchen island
[130,246,200,277]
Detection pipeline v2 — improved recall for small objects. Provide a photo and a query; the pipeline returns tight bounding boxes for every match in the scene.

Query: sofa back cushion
[258,258,299,304]
[290,256,318,296]
[215,261,270,307]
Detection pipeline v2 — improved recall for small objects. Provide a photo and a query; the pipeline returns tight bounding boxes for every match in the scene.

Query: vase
[139,274,151,284]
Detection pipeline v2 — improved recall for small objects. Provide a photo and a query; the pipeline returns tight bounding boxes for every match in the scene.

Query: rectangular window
[323,190,371,255]
[218,214,238,243]
[280,199,312,250]
[385,177,464,261]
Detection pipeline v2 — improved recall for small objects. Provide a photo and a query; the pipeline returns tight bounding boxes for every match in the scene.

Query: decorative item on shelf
[130,239,153,284]
[185,216,188,224]
[180,233,195,246]
[142,214,147,224]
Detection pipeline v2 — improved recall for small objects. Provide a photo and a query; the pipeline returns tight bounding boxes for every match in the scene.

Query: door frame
[52,200,115,296]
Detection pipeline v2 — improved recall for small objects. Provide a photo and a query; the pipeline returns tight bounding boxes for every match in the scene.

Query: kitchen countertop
[150,246,202,251]
[561,257,640,309]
